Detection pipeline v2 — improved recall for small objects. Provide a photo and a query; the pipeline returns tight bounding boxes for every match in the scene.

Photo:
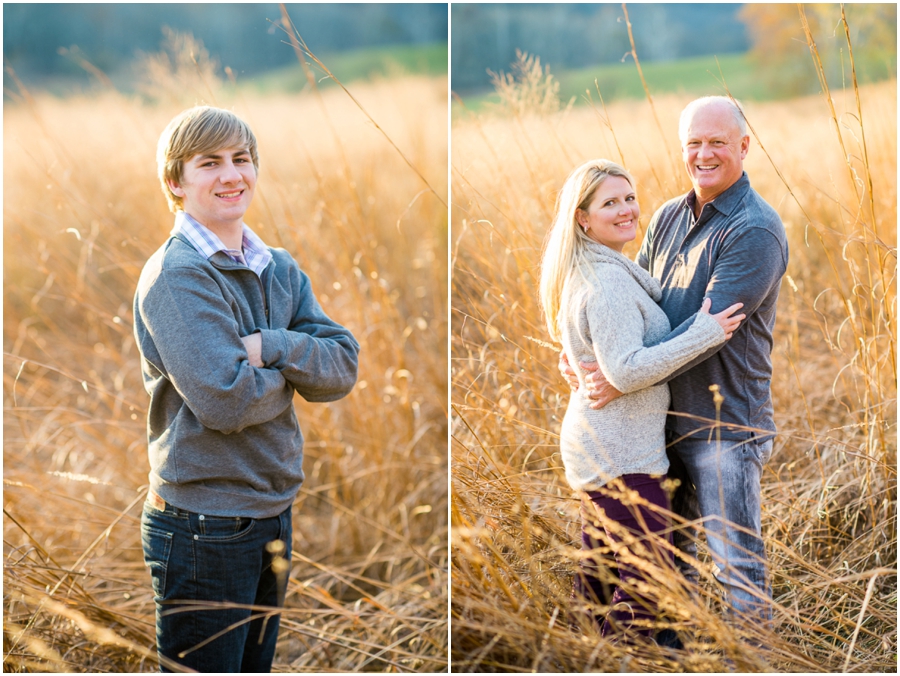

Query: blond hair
[156,106,259,212]
[539,159,635,342]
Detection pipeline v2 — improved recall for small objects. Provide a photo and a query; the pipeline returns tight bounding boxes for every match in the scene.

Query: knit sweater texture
[559,241,726,491]
[133,234,359,518]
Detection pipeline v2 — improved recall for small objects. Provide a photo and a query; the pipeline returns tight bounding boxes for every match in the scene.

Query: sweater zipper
[255,274,269,326]
[211,255,269,326]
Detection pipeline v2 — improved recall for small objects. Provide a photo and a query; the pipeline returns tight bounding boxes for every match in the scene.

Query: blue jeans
[141,497,292,673]
[667,433,773,623]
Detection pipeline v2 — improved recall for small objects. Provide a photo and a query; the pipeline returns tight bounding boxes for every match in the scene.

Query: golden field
[451,60,896,673]
[3,68,448,671]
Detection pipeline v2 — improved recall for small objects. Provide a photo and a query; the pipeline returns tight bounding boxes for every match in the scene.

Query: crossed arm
[138,261,358,433]
[254,264,360,403]
[138,266,295,433]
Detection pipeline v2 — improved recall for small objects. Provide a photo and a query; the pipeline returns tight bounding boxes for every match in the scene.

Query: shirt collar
[172,211,272,278]
[684,172,750,218]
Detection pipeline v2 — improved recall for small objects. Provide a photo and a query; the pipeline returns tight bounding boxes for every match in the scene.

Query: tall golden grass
[451,31,896,676]
[3,39,448,672]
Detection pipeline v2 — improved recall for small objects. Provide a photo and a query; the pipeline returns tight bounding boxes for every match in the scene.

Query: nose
[697,142,714,160]
[219,160,242,184]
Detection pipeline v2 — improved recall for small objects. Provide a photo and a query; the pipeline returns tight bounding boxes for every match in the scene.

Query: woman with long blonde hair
[540,159,744,641]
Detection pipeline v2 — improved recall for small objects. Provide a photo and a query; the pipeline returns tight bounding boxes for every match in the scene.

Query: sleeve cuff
[694,310,726,342]
[259,328,288,368]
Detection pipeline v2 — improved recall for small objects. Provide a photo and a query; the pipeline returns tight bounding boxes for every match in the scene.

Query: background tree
[450,4,749,93]
[740,3,897,97]
[3,3,448,88]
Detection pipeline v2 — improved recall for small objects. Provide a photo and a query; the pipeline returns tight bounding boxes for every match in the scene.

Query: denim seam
[142,525,174,599]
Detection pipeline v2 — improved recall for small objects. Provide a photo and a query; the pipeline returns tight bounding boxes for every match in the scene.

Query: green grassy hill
[559,52,765,104]
[246,42,447,94]
[456,52,769,112]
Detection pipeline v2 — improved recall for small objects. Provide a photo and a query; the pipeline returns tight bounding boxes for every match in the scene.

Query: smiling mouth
[696,165,718,172]
[216,190,243,199]
[613,219,635,228]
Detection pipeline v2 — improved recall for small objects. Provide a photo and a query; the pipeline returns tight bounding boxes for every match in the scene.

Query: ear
[575,209,589,230]
[739,135,750,160]
[167,178,185,198]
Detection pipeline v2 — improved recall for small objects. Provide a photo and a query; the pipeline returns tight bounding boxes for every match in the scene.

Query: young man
[134,106,359,672]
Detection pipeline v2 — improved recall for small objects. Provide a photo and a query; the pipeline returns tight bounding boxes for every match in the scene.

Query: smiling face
[682,101,749,207]
[167,146,257,232]
[575,175,640,252]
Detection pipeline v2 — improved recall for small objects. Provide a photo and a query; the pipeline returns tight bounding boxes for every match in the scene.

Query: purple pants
[574,473,675,638]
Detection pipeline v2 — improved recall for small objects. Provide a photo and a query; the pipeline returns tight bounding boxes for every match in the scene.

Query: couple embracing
[539,96,788,645]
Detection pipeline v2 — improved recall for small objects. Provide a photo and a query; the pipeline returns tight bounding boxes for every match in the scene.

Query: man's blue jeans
[141,497,292,673]
[666,433,773,623]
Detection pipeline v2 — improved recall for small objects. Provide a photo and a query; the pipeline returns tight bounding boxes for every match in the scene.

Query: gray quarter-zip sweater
[133,234,359,518]
[637,173,788,441]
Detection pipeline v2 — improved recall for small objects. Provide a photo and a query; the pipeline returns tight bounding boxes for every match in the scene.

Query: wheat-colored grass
[3,57,448,672]
[451,46,896,673]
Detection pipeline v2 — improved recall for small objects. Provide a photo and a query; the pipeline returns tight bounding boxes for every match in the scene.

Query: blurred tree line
[451,3,750,92]
[741,3,897,96]
[451,3,896,97]
[3,3,447,82]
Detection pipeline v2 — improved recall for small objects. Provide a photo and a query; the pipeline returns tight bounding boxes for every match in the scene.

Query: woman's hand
[700,297,745,339]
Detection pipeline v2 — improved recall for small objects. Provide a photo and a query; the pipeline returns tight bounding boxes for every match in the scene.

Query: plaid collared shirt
[173,211,272,279]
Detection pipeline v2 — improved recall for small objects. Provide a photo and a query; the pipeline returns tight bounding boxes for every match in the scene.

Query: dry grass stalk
[487,50,564,120]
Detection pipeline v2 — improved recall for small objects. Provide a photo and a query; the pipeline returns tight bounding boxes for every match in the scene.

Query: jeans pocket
[193,513,256,540]
[141,524,173,600]
[744,438,773,466]
[758,439,773,465]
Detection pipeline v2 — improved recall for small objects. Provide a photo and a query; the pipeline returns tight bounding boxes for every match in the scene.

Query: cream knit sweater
[559,241,726,491]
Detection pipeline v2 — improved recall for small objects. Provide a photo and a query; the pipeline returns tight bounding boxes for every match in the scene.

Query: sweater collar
[172,211,272,278]
[581,240,661,301]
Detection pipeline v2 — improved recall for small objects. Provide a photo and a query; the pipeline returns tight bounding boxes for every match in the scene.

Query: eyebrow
[194,149,251,161]
[602,192,635,201]
[687,133,728,140]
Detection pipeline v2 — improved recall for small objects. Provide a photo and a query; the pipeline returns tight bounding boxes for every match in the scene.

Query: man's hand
[578,360,623,410]
[241,333,264,368]
[558,351,580,389]
[559,350,623,409]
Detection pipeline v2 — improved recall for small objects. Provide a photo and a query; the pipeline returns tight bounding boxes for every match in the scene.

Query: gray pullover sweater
[133,235,359,518]
[560,241,725,491]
